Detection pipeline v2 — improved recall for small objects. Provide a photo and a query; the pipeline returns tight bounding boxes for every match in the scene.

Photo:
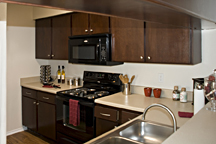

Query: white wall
[48,29,216,92]
[0,3,7,144]
[6,4,48,133]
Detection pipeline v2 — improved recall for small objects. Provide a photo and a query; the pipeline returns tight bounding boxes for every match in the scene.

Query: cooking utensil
[130,75,135,83]
[119,75,126,84]
[124,74,129,83]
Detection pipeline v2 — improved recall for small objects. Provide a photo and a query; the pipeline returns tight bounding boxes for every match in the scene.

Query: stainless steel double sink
[91,103,177,144]
[92,119,174,144]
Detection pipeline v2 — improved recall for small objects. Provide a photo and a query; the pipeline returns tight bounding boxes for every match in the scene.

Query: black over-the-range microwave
[68,33,123,66]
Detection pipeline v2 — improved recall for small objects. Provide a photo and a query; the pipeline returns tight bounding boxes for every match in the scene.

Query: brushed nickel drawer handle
[26,92,31,95]
[43,97,49,100]
[100,113,111,117]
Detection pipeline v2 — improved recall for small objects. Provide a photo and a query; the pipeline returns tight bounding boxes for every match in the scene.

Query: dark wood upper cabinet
[36,18,52,59]
[111,17,145,62]
[72,13,109,36]
[52,14,71,60]
[72,13,89,36]
[145,22,201,64]
[89,14,109,35]
[22,96,37,132]
[36,14,71,60]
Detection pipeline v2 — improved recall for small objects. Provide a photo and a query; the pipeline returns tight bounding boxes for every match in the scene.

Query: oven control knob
[108,74,112,80]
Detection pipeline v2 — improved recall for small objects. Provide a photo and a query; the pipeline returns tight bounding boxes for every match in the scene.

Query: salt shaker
[180,87,187,102]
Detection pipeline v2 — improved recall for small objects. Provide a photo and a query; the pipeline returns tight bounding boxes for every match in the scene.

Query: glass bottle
[180,87,187,102]
[57,65,61,83]
[172,86,180,101]
[61,66,65,84]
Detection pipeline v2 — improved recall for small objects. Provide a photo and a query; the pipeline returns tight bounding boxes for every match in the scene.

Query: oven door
[68,37,100,64]
[56,95,95,143]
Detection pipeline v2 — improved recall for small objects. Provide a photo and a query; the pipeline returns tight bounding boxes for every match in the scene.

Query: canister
[122,83,131,95]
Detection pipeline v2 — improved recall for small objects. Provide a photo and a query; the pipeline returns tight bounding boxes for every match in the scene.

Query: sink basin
[91,119,175,144]
[119,120,174,143]
[98,136,140,144]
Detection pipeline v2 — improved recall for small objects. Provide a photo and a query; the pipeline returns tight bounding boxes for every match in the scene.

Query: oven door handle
[56,95,94,107]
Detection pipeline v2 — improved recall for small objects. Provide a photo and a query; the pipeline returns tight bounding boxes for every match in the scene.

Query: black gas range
[56,71,122,144]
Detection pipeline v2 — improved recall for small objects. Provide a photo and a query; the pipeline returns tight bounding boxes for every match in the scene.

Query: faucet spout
[142,103,177,132]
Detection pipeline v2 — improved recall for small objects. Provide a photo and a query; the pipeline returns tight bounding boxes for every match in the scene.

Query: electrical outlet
[158,73,164,83]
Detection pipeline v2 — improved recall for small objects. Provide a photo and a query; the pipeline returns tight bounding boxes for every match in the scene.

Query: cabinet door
[111,17,145,62]
[38,101,56,140]
[145,22,190,64]
[52,14,71,60]
[96,118,118,136]
[121,110,142,124]
[72,13,89,36]
[89,14,109,35]
[22,96,37,131]
[36,18,52,59]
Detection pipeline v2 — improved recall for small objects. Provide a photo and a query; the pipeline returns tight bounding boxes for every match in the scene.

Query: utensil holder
[122,83,131,95]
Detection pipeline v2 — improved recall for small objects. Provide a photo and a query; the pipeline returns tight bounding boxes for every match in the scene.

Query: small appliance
[68,33,123,66]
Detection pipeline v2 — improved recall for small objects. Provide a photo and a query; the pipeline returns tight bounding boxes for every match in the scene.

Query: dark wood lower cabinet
[22,96,37,131]
[96,118,118,136]
[95,104,142,136]
[38,101,56,140]
[22,87,56,141]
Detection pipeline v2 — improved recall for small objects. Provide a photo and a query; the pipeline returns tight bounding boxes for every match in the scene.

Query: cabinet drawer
[121,110,141,124]
[22,87,37,99]
[95,105,119,122]
[37,91,55,104]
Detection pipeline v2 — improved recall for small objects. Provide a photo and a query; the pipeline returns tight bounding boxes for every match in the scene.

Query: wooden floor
[7,131,50,144]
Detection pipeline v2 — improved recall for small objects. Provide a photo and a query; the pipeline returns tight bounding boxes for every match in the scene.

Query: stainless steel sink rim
[91,119,175,144]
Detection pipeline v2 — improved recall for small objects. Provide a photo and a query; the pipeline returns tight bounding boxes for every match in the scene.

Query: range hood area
[2,0,216,29]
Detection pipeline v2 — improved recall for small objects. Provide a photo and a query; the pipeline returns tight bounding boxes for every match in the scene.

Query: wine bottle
[57,65,61,83]
[61,66,65,84]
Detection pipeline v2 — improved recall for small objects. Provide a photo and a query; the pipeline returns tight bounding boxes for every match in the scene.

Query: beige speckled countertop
[20,76,81,94]
[95,93,193,127]
[163,103,215,144]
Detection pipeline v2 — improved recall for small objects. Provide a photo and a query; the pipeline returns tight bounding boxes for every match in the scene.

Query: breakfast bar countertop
[95,92,194,127]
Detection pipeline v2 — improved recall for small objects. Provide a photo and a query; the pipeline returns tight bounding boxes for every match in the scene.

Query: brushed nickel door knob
[48,54,50,57]
[140,56,143,59]
[52,55,54,57]
[90,29,93,32]
[148,56,151,60]
[85,29,88,32]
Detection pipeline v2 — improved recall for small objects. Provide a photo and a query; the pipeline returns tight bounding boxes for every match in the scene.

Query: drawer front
[37,91,56,104]
[95,105,119,122]
[22,87,37,99]
[121,110,141,124]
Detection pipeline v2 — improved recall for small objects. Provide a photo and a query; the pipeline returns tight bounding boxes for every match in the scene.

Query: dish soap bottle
[61,66,65,84]
[57,65,61,83]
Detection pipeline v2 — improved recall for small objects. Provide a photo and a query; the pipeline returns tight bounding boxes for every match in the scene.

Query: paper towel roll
[194,89,205,114]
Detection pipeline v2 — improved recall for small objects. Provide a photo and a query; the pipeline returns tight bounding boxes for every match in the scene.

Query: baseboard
[7,126,27,136]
